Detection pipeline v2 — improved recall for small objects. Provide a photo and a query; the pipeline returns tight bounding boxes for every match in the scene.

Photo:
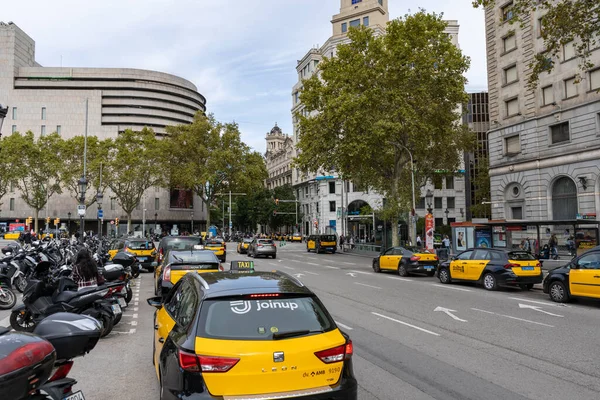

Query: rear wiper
[272,329,323,340]
[172,255,183,262]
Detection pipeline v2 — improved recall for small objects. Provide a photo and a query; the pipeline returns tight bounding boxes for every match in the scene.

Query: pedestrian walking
[442,235,450,249]
[416,235,422,248]
[548,234,558,259]
[339,235,345,250]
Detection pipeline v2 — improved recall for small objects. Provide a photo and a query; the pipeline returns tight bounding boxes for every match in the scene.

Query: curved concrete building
[0,22,207,233]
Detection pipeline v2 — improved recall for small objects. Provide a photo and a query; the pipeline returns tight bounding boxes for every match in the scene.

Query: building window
[511,206,523,219]
[111,198,116,210]
[10,182,14,192]
[504,65,518,84]
[537,17,545,37]
[501,2,514,22]
[349,19,360,28]
[41,125,46,136]
[10,198,15,211]
[417,197,425,209]
[552,177,577,220]
[12,107,16,120]
[352,0,362,3]
[11,125,16,133]
[445,176,454,190]
[503,34,516,53]
[41,107,46,120]
[435,218,444,227]
[329,181,336,194]
[550,122,570,144]
[316,202,319,213]
[542,85,554,106]
[564,77,578,98]
[378,0,383,5]
[447,197,455,209]
[434,178,443,190]
[329,201,336,212]
[434,197,443,209]
[590,69,600,91]
[56,125,61,135]
[563,41,576,61]
[505,97,519,117]
[341,23,347,33]
[505,135,521,155]
[363,17,369,26]
[155,198,160,210]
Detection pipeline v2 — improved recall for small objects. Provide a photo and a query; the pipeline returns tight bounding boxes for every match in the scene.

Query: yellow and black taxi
[307,234,338,254]
[372,246,439,277]
[437,248,543,291]
[204,237,227,262]
[122,239,157,271]
[291,232,303,242]
[147,263,357,400]
[543,246,600,303]
[236,238,253,254]
[156,236,204,264]
[154,248,223,296]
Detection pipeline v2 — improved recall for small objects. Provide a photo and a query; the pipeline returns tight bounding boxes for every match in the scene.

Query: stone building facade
[483,4,600,221]
[265,124,293,190]
[0,22,207,232]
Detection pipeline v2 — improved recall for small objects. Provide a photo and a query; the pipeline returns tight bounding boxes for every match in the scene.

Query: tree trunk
[127,212,132,234]
[204,198,211,230]
[390,179,400,248]
[34,209,39,235]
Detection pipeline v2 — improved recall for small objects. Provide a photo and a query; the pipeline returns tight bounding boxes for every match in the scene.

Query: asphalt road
[2,240,600,399]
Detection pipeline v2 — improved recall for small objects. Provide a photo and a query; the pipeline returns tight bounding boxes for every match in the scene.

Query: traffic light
[275,198,279,205]
[26,217,32,225]
[45,217,50,224]
[115,218,119,226]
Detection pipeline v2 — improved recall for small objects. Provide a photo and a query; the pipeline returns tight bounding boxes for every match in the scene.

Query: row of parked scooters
[0,237,142,400]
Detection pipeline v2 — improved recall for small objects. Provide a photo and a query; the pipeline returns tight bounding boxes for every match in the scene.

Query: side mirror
[151,262,158,268]
[147,296,163,309]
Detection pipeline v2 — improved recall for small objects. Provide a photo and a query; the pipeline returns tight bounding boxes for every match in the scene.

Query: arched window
[552,177,577,220]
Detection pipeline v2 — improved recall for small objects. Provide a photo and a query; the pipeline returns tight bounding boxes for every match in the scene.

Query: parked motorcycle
[0,270,17,310]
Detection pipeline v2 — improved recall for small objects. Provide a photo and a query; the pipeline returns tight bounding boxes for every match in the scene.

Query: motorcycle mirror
[147,296,163,309]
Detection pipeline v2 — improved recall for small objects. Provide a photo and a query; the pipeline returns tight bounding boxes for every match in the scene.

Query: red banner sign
[425,213,435,251]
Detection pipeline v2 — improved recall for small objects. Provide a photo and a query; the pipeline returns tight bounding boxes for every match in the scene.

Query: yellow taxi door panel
[154,307,176,377]
[379,249,396,270]
[468,250,492,281]
[196,330,346,397]
[450,250,474,279]
[570,253,600,298]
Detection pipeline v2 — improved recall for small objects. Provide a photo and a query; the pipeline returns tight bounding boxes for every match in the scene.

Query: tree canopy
[473,0,600,88]
[294,11,472,245]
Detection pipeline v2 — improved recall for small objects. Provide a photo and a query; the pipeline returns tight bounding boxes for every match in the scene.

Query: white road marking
[303,271,319,275]
[471,308,554,327]
[349,270,371,275]
[508,297,569,308]
[432,284,472,292]
[306,262,320,266]
[111,328,136,335]
[324,265,340,269]
[389,277,414,282]
[354,282,382,289]
[434,306,467,322]
[335,321,354,330]
[518,304,564,317]
[340,261,356,265]
[282,266,295,270]
[372,312,440,336]
[129,321,138,326]
[346,273,357,277]
[293,273,305,278]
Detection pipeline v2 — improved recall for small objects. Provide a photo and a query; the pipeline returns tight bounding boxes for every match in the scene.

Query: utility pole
[400,144,416,246]
[226,191,246,237]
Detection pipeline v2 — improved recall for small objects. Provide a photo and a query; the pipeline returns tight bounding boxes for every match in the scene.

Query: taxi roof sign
[193,245,205,250]
[230,260,254,272]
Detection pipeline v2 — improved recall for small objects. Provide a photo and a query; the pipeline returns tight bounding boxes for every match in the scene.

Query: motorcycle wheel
[10,309,36,332]
[132,266,140,279]
[0,287,17,310]
[98,314,114,337]
[15,275,27,293]
[125,286,133,304]
[114,312,122,325]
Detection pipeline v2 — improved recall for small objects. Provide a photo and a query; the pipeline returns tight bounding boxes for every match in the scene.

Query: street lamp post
[190,212,194,234]
[78,176,87,241]
[154,213,158,234]
[425,189,434,215]
[67,212,71,234]
[96,191,103,237]
[444,208,450,225]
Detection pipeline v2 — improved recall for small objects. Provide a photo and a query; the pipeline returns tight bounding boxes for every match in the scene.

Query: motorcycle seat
[54,290,81,303]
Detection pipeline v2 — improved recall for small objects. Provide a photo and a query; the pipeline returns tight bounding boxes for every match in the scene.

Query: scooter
[0,272,17,310]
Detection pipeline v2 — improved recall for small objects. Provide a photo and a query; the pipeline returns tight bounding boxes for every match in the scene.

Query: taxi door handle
[478,263,485,265]
[158,337,165,343]
[594,276,600,278]
[154,324,158,330]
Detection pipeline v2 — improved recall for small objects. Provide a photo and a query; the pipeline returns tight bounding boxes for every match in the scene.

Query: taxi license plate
[424,266,434,270]
[522,266,534,270]
[111,304,122,314]
[64,390,85,400]
[118,297,127,307]
[138,257,146,261]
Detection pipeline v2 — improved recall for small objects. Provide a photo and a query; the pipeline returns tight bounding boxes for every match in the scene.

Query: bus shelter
[451,220,600,256]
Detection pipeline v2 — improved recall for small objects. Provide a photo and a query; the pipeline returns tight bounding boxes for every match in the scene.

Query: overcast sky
[4,0,487,153]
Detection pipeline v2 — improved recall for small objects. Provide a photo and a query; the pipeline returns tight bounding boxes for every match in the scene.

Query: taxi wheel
[373,260,381,273]
[483,273,498,291]
[549,281,570,303]
[438,268,451,284]
[397,263,408,277]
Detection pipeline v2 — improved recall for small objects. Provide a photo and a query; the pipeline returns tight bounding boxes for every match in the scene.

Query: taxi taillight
[178,350,239,373]
[163,265,171,282]
[410,255,421,262]
[315,339,353,364]
[504,263,520,269]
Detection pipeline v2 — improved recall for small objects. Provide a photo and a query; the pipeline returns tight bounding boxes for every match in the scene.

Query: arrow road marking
[472,308,554,327]
[346,272,357,278]
[508,297,569,308]
[372,312,440,336]
[293,273,305,278]
[434,306,467,322]
[303,271,319,275]
[518,303,564,317]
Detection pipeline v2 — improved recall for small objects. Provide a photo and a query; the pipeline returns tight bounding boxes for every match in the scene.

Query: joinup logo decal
[230,300,252,314]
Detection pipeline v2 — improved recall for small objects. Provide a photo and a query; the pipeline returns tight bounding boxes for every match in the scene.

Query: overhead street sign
[97,209,104,219]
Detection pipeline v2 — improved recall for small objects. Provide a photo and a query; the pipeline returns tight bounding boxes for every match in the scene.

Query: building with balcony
[265,124,293,190]
[0,21,207,233]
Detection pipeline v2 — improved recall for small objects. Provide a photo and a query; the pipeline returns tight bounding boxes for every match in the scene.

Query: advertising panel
[425,214,435,251]
[475,229,492,248]
[170,188,194,209]
[455,227,466,251]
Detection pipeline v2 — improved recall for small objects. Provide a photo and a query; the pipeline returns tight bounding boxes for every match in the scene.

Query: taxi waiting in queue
[108,238,157,271]
[307,234,338,254]
[204,237,227,262]
[236,237,253,254]
[372,246,439,277]
[153,247,223,296]
[543,246,600,303]
[148,261,357,400]
[437,248,543,290]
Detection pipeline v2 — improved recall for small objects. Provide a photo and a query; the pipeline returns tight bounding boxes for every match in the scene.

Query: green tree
[105,128,163,233]
[59,136,110,209]
[470,156,492,219]
[166,114,268,229]
[0,136,17,210]
[473,0,600,88]
[294,12,471,246]
[2,132,63,232]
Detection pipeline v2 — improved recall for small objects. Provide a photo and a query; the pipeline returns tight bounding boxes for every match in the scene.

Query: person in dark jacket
[71,248,105,290]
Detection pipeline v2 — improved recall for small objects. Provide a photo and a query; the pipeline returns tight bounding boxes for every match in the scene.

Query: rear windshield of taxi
[198,295,334,340]
[169,251,219,264]
[162,238,201,251]
[127,241,155,250]
[258,239,274,245]
[508,251,536,261]
[320,235,337,242]
[205,239,224,245]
